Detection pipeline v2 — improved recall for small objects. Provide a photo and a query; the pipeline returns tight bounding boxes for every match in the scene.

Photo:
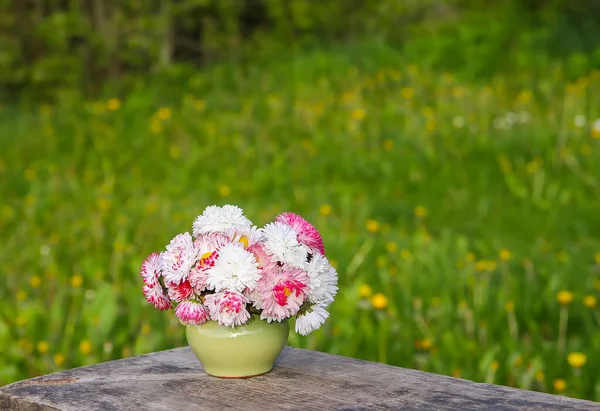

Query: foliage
[1,38,600,401]
[1,0,600,100]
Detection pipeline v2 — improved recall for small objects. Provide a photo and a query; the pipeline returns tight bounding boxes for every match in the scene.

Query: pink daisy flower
[160,232,195,284]
[140,252,161,286]
[247,242,277,273]
[143,283,171,311]
[188,233,230,292]
[193,233,230,255]
[188,264,211,294]
[257,265,310,322]
[204,290,251,327]
[175,300,209,325]
[166,280,194,302]
[275,212,325,255]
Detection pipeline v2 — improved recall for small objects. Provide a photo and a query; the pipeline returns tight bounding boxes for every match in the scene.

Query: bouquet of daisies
[140,205,338,335]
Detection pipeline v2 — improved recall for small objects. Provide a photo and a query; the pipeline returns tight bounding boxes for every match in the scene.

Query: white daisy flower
[225,225,262,249]
[206,243,261,292]
[295,300,331,336]
[160,232,195,284]
[262,222,308,268]
[192,205,252,237]
[304,253,338,303]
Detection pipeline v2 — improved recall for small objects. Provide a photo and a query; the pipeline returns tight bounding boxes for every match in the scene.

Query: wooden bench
[1,347,598,410]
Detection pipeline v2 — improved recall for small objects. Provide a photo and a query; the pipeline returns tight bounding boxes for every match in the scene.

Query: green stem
[557,306,568,355]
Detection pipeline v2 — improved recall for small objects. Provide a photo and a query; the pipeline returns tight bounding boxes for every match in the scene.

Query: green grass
[1,41,600,401]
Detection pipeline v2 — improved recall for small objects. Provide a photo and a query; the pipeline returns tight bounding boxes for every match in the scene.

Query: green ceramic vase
[186,315,289,378]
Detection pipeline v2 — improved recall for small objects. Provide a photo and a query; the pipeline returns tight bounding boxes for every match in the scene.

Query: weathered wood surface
[1,347,598,411]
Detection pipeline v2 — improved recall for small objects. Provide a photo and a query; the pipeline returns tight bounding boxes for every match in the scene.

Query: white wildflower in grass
[593,119,600,139]
[505,112,517,126]
[304,253,338,303]
[517,111,531,124]
[295,300,331,336]
[193,205,252,237]
[206,243,261,292]
[262,222,308,268]
[204,291,251,327]
[493,117,507,130]
[574,114,586,128]
[160,232,195,284]
[452,116,465,128]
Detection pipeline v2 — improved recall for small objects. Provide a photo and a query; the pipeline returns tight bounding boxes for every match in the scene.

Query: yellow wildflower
[518,90,533,104]
[567,352,587,368]
[36,341,49,354]
[499,248,512,261]
[24,168,36,181]
[474,260,496,272]
[358,284,373,299]
[71,274,83,288]
[366,219,380,233]
[592,119,600,139]
[401,87,414,99]
[97,197,111,211]
[420,338,433,350]
[504,301,515,313]
[351,108,366,121]
[29,275,41,288]
[490,361,499,371]
[583,295,597,309]
[371,293,388,310]
[169,146,181,159]
[382,139,394,151]
[194,99,206,111]
[535,370,544,383]
[386,242,398,253]
[106,98,121,111]
[150,118,163,134]
[594,252,600,264]
[414,206,427,218]
[15,315,27,327]
[16,290,27,301]
[141,324,152,336]
[53,353,65,366]
[553,379,566,393]
[556,290,574,306]
[400,249,412,260]
[79,340,93,355]
[580,145,592,156]
[319,204,332,216]
[157,107,171,120]
[465,252,476,263]
[219,185,231,197]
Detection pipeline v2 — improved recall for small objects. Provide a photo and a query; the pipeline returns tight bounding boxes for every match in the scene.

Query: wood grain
[1,347,598,410]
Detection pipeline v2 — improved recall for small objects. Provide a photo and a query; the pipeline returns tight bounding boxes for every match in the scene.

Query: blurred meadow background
[2,0,600,401]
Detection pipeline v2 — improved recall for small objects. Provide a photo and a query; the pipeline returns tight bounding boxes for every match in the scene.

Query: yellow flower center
[283,286,292,297]
[239,235,249,248]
